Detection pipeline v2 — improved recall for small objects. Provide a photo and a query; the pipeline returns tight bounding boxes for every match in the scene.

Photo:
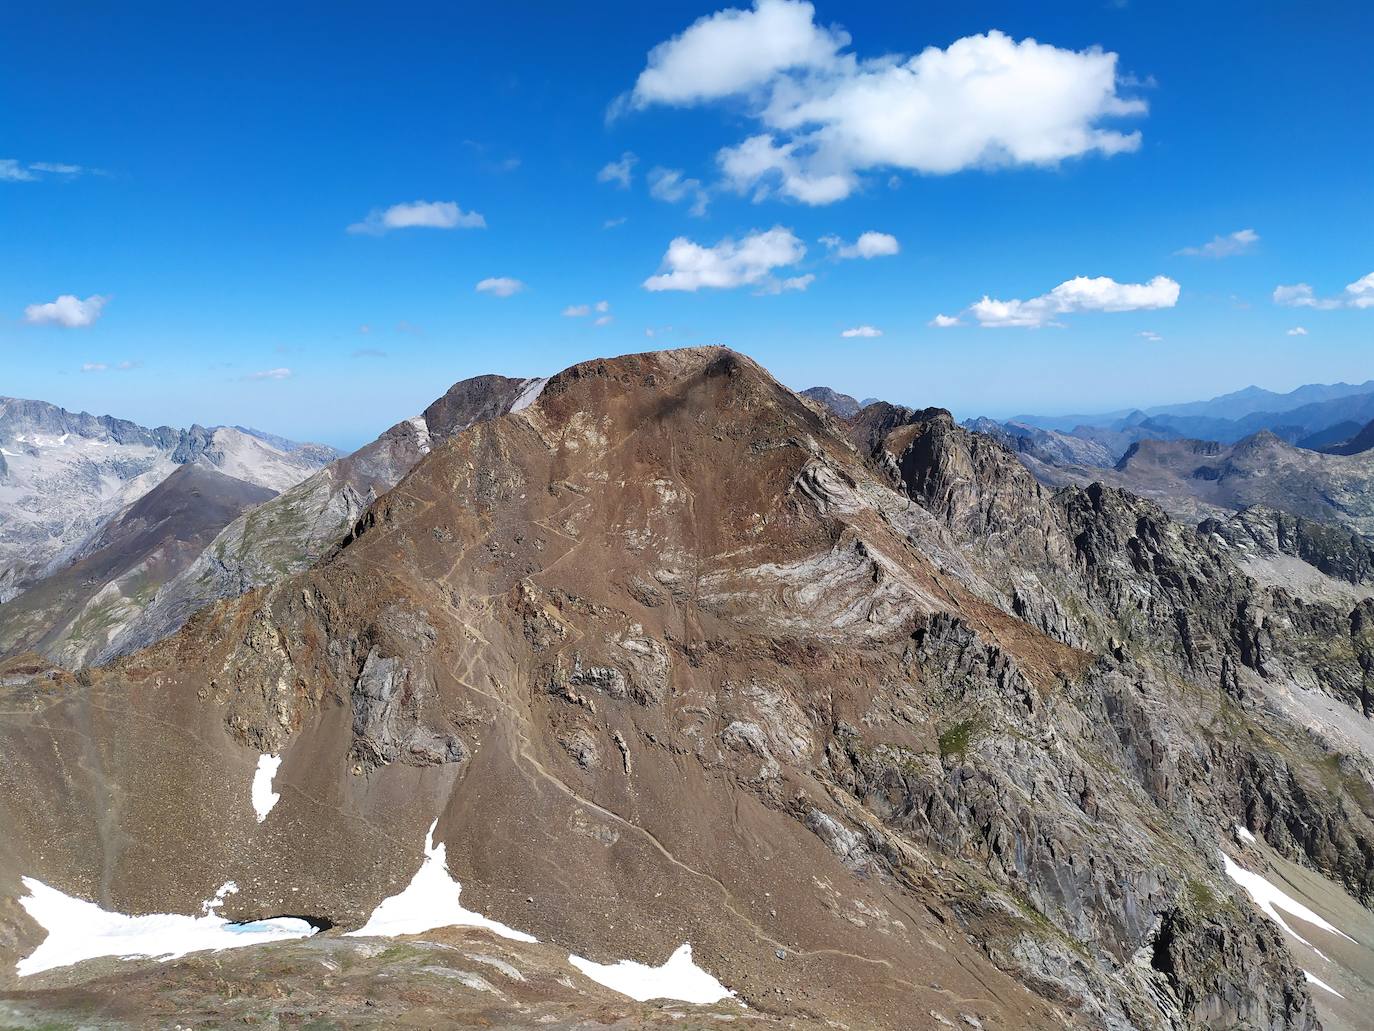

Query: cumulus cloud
[648,167,710,216]
[841,325,882,338]
[476,277,527,297]
[644,227,807,292]
[968,275,1179,328]
[1273,273,1374,310]
[1175,228,1259,258]
[626,3,1146,204]
[1287,326,1308,336]
[347,200,486,235]
[244,368,292,381]
[597,152,638,188]
[24,294,108,328]
[929,314,962,328]
[820,231,899,259]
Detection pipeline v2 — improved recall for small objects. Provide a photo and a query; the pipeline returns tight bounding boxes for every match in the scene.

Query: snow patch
[1304,971,1345,999]
[15,877,315,976]
[569,943,734,1004]
[348,821,536,942]
[1221,852,1356,949]
[509,377,549,413]
[251,754,282,823]
[1234,825,1256,844]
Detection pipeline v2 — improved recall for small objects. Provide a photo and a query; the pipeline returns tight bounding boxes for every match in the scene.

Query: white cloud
[648,167,710,216]
[595,315,614,326]
[347,200,485,235]
[820,231,899,259]
[116,360,140,370]
[841,325,882,338]
[603,216,627,229]
[929,314,962,328]
[1175,228,1259,258]
[476,277,527,298]
[597,152,638,188]
[24,294,108,328]
[595,300,610,313]
[630,0,847,107]
[245,368,292,381]
[1139,330,1162,341]
[1287,326,1308,336]
[562,304,591,317]
[1273,273,1374,310]
[1346,272,1374,308]
[628,4,1146,205]
[80,362,108,372]
[969,275,1180,328]
[644,227,807,292]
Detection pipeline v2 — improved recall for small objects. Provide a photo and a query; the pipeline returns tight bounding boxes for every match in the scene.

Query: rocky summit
[2,348,1373,1030]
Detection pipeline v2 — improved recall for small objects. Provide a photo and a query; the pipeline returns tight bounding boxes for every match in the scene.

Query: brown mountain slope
[0,464,275,666]
[3,348,1371,1029]
[95,373,537,664]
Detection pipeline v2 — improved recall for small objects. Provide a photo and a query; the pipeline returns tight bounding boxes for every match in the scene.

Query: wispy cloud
[603,216,627,229]
[24,294,108,328]
[244,368,292,381]
[1286,326,1308,336]
[565,300,613,324]
[1175,228,1259,258]
[820,231,899,260]
[648,167,710,216]
[1139,330,1162,341]
[476,277,527,297]
[347,200,485,235]
[352,347,388,358]
[841,325,882,338]
[80,362,108,372]
[2,158,98,182]
[597,152,638,188]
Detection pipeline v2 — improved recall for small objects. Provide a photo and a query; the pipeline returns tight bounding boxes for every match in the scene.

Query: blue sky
[3,1,1371,449]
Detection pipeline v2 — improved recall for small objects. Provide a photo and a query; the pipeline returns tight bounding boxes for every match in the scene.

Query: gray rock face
[848,404,1374,1027]
[800,386,862,419]
[350,649,466,768]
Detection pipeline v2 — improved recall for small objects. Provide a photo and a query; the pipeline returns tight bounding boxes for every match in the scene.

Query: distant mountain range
[1007,378,1374,433]
[0,397,338,660]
